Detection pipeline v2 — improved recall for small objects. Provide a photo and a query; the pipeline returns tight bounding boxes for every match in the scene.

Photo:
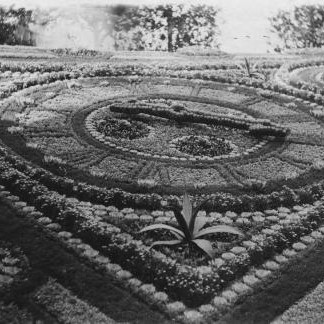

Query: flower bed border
[85,101,271,163]
[0,62,323,212]
[1,179,324,323]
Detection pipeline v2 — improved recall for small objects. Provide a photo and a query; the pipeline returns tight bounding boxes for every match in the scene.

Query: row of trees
[1,4,324,52]
[0,4,220,51]
[270,5,324,51]
[110,5,220,51]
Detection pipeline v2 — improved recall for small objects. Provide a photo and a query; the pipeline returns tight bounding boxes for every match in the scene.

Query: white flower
[183,310,204,324]
[166,301,186,315]
[139,284,156,296]
[151,292,168,304]
[116,270,133,280]
[198,304,214,316]
[197,266,212,276]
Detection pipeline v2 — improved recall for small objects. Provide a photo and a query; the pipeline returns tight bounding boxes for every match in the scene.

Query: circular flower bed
[172,135,234,157]
[95,116,150,140]
[86,102,260,165]
[2,74,301,193]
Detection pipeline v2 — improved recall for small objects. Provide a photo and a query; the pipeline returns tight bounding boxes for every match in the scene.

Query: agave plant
[139,193,244,258]
[238,57,265,80]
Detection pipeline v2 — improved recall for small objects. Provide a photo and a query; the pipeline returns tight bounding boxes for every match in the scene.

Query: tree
[149,4,220,52]
[0,7,15,44]
[110,4,220,51]
[109,5,149,50]
[9,8,34,45]
[269,5,324,50]
[0,6,34,45]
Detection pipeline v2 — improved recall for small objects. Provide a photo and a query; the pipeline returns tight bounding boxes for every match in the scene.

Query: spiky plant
[238,57,265,80]
[139,193,244,258]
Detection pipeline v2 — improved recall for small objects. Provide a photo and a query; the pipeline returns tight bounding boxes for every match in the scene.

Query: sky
[1,0,322,53]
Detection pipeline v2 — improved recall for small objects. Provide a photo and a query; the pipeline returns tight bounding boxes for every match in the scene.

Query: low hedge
[110,102,289,138]
[1,147,324,213]
[1,155,324,308]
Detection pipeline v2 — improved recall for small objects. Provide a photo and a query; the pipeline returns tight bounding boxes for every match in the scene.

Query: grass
[0,203,172,324]
[217,239,324,324]
[34,278,115,324]
[0,302,48,324]
[3,198,324,323]
[273,281,324,323]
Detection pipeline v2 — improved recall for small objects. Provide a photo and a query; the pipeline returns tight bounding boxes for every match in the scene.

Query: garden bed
[1,49,324,323]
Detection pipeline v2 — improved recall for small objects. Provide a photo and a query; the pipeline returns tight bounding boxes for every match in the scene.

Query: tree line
[0,4,220,51]
[1,4,324,51]
[110,4,220,51]
[270,4,324,51]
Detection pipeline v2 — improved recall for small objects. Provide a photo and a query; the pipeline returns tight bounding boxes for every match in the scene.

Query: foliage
[110,4,220,52]
[34,279,112,324]
[238,57,265,79]
[0,8,14,44]
[50,48,113,58]
[0,303,34,323]
[176,46,228,56]
[175,135,233,157]
[0,4,220,51]
[95,116,150,140]
[270,5,324,50]
[139,193,243,258]
[110,101,288,138]
[0,7,34,45]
